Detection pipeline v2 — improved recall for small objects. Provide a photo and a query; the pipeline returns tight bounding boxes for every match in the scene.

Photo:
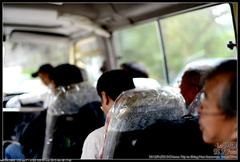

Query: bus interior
[2,2,238,160]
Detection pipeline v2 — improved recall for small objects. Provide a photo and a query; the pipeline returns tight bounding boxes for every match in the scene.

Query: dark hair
[204,59,237,118]
[182,69,208,89]
[96,70,135,100]
[52,64,84,87]
[121,62,149,78]
[32,64,54,78]
[100,61,108,73]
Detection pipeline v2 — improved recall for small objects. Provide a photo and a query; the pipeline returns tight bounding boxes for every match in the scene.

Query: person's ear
[230,120,237,142]
[230,129,237,142]
[101,91,107,105]
[101,91,110,105]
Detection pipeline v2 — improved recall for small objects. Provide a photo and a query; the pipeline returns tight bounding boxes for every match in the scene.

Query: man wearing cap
[31,64,54,88]
[6,64,54,108]
[4,64,55,159]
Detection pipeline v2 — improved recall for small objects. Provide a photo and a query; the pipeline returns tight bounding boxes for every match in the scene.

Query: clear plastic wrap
[42,81,101,159]
[47,81,100,115]
[187,91,202,117]
[101,86,186,159]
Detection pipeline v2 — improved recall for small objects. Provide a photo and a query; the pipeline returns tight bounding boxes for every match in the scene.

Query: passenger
[198,60,237,159]
[179,69,205,107]
[4,109,47,159]
[6,64,54,108]
[120,61,149,78]
[179,68,212,117]
[81,70,135,159]
[31,64,54,88]
[42,64,104,159]
[4,142,26,159]
[100,60,108,73]
[121,61,160,89]
[4,64,54,159]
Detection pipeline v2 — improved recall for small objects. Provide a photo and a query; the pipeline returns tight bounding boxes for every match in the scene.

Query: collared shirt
[81,126,105,159]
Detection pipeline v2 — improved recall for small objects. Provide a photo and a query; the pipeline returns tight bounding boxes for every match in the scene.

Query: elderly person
[198,60,237,159]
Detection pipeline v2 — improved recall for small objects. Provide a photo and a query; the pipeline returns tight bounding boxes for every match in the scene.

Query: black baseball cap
[32,64,54,78]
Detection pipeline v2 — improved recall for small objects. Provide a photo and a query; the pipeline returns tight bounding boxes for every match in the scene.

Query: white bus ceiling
[3,3,215,42]
[3,2,236,93]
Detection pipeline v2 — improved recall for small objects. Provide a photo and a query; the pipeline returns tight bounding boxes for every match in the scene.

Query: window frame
[111,2,236,85]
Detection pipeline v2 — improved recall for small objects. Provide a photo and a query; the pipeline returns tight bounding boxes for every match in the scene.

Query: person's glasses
[200,111,225,116]
[199,90,207,103]
[199,91,225,116]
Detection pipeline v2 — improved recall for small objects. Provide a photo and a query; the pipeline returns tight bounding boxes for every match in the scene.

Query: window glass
[113,22,166,85]
[3,41,69,93]
[74,36,104,87]
[160,3,237,83]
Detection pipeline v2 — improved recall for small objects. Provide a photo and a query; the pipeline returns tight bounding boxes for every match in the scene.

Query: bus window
[3,39,69,94]
[71,36,105,86]
[160,3,237,83]
[112,3,236,86]
[113,21,166,85]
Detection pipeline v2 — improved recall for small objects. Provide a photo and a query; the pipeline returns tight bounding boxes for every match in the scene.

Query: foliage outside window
[74,36,104,87]
[113,3,236,85]
[161,3,237,83]
[3,41,69,93]
[113,22,166,85]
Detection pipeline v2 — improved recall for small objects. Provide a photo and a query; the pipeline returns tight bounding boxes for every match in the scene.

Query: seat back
[113,117,215,159]
[13,109,47,159]
[102,87,186,159]
[42,82,104,159]
[50,102,105,158]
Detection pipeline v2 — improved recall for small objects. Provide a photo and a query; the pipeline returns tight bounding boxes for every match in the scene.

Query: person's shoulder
[86,126,105,141]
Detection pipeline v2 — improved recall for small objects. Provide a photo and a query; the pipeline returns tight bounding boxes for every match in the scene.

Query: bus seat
[102,87,186,159]
[50,101,105,159]
[42,82,105,159]
[132,117,215,159]
[3,109,47,159]
[19,109,47,158]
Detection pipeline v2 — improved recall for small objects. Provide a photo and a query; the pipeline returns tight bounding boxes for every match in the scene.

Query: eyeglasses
[199,90,207,103]
[198,91,225,116]
[200,111,225,116]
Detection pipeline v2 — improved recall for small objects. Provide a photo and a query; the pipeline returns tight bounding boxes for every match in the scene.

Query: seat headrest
[108,87,186,131]
[102,86,186,159]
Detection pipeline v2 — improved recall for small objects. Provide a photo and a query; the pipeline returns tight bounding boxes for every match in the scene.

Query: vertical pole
[157,20,170,84]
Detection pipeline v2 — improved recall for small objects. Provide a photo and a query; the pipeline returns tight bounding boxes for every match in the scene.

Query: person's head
[32,64,54,86]
[179,69,206,106]
[198,60,237,146]
[121,61,149,78]
[100,60,108,73]
[52,64,84,88]
[96,70,135,114]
